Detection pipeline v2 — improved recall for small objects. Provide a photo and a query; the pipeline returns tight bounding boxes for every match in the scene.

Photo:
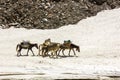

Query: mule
[38,38,51,57]
[38,39,60,58]
[58,43,80,56]
[38,44,48,57]
[43,43,61,58]
[16,41,38,56]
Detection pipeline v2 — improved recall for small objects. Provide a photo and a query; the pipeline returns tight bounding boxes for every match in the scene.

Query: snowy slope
[0,8,120,79]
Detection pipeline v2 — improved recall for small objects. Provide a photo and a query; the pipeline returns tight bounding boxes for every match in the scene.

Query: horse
[43,43,61,58]
[38,38,51,57]
[16,41,38,56]
[38,44,48,57]
[58,43,80,56]
[38,39,60,58]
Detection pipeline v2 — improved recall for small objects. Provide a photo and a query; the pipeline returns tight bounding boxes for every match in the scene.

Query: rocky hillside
[0,0,120,29]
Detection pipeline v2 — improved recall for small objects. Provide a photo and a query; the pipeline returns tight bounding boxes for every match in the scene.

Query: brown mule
[58,43,80,56]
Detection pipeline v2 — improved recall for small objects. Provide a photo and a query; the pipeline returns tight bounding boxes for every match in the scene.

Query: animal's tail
[39,44,42,51]
[16,44,20,51]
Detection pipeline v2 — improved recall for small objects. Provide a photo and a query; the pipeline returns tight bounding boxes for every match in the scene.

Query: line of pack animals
[16,39,80,58]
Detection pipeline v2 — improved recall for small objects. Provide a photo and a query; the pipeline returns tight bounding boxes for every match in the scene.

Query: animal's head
[44,38,51,45]
[45,38,51,42]
[34,43,38,49]
[76,46,80,52]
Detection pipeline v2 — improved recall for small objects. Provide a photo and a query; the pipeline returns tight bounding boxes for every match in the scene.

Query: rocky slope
[0,0,120,29]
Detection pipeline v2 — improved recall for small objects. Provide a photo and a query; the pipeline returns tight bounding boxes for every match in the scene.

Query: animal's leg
[49,52,51,57]
[51,52,53,58]
[31,49,35,56]
[44,49,48,56]
[51,52,55,58]
[42,49,47,57]
[56,49,59,56]
[68,49,72,56]
[45,52,48,56]
[17,49,22,56]
[38,49,42,56]
[17,49,20,56]
[27,49,29,56]
[38,49,40,56]
[62,49,65,56]
[38,51,40,56]
[17,52,19,56]
[17,52,20,57]
[38,45,41,56]
[72,49,76,56]
[49,52,54,58]
[42,50,44,57]
[16,44,20,56]
[57,49,61,56]
[55,51,58,58]
[19,51,22,56]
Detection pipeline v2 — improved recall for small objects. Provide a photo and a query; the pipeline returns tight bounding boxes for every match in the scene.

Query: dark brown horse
[16,41,38,56]
[58,43,80,56]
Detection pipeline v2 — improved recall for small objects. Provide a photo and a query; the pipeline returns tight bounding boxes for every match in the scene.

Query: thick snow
[0,8,120,79]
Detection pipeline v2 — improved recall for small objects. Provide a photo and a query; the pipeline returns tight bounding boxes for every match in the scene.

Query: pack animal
[44,43,61,58]
[16,41,38,56]
[58,42,80,56]
[38,38,51,57]
[38,39,60,58]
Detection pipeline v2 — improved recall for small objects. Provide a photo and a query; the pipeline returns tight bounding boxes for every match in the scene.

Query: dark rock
[0,0,120,29]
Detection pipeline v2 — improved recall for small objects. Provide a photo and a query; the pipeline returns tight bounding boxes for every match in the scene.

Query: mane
[71,43,79,47]
[32,43,38,49]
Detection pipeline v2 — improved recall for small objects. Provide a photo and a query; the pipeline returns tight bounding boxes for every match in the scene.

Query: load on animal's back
[63,40,72,48]
[20,40,30,48]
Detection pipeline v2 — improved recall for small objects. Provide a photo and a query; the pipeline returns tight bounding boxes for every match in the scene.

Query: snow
[0,8,120,79]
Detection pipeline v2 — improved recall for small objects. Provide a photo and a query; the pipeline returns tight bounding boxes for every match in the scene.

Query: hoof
[17,55,20,57]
